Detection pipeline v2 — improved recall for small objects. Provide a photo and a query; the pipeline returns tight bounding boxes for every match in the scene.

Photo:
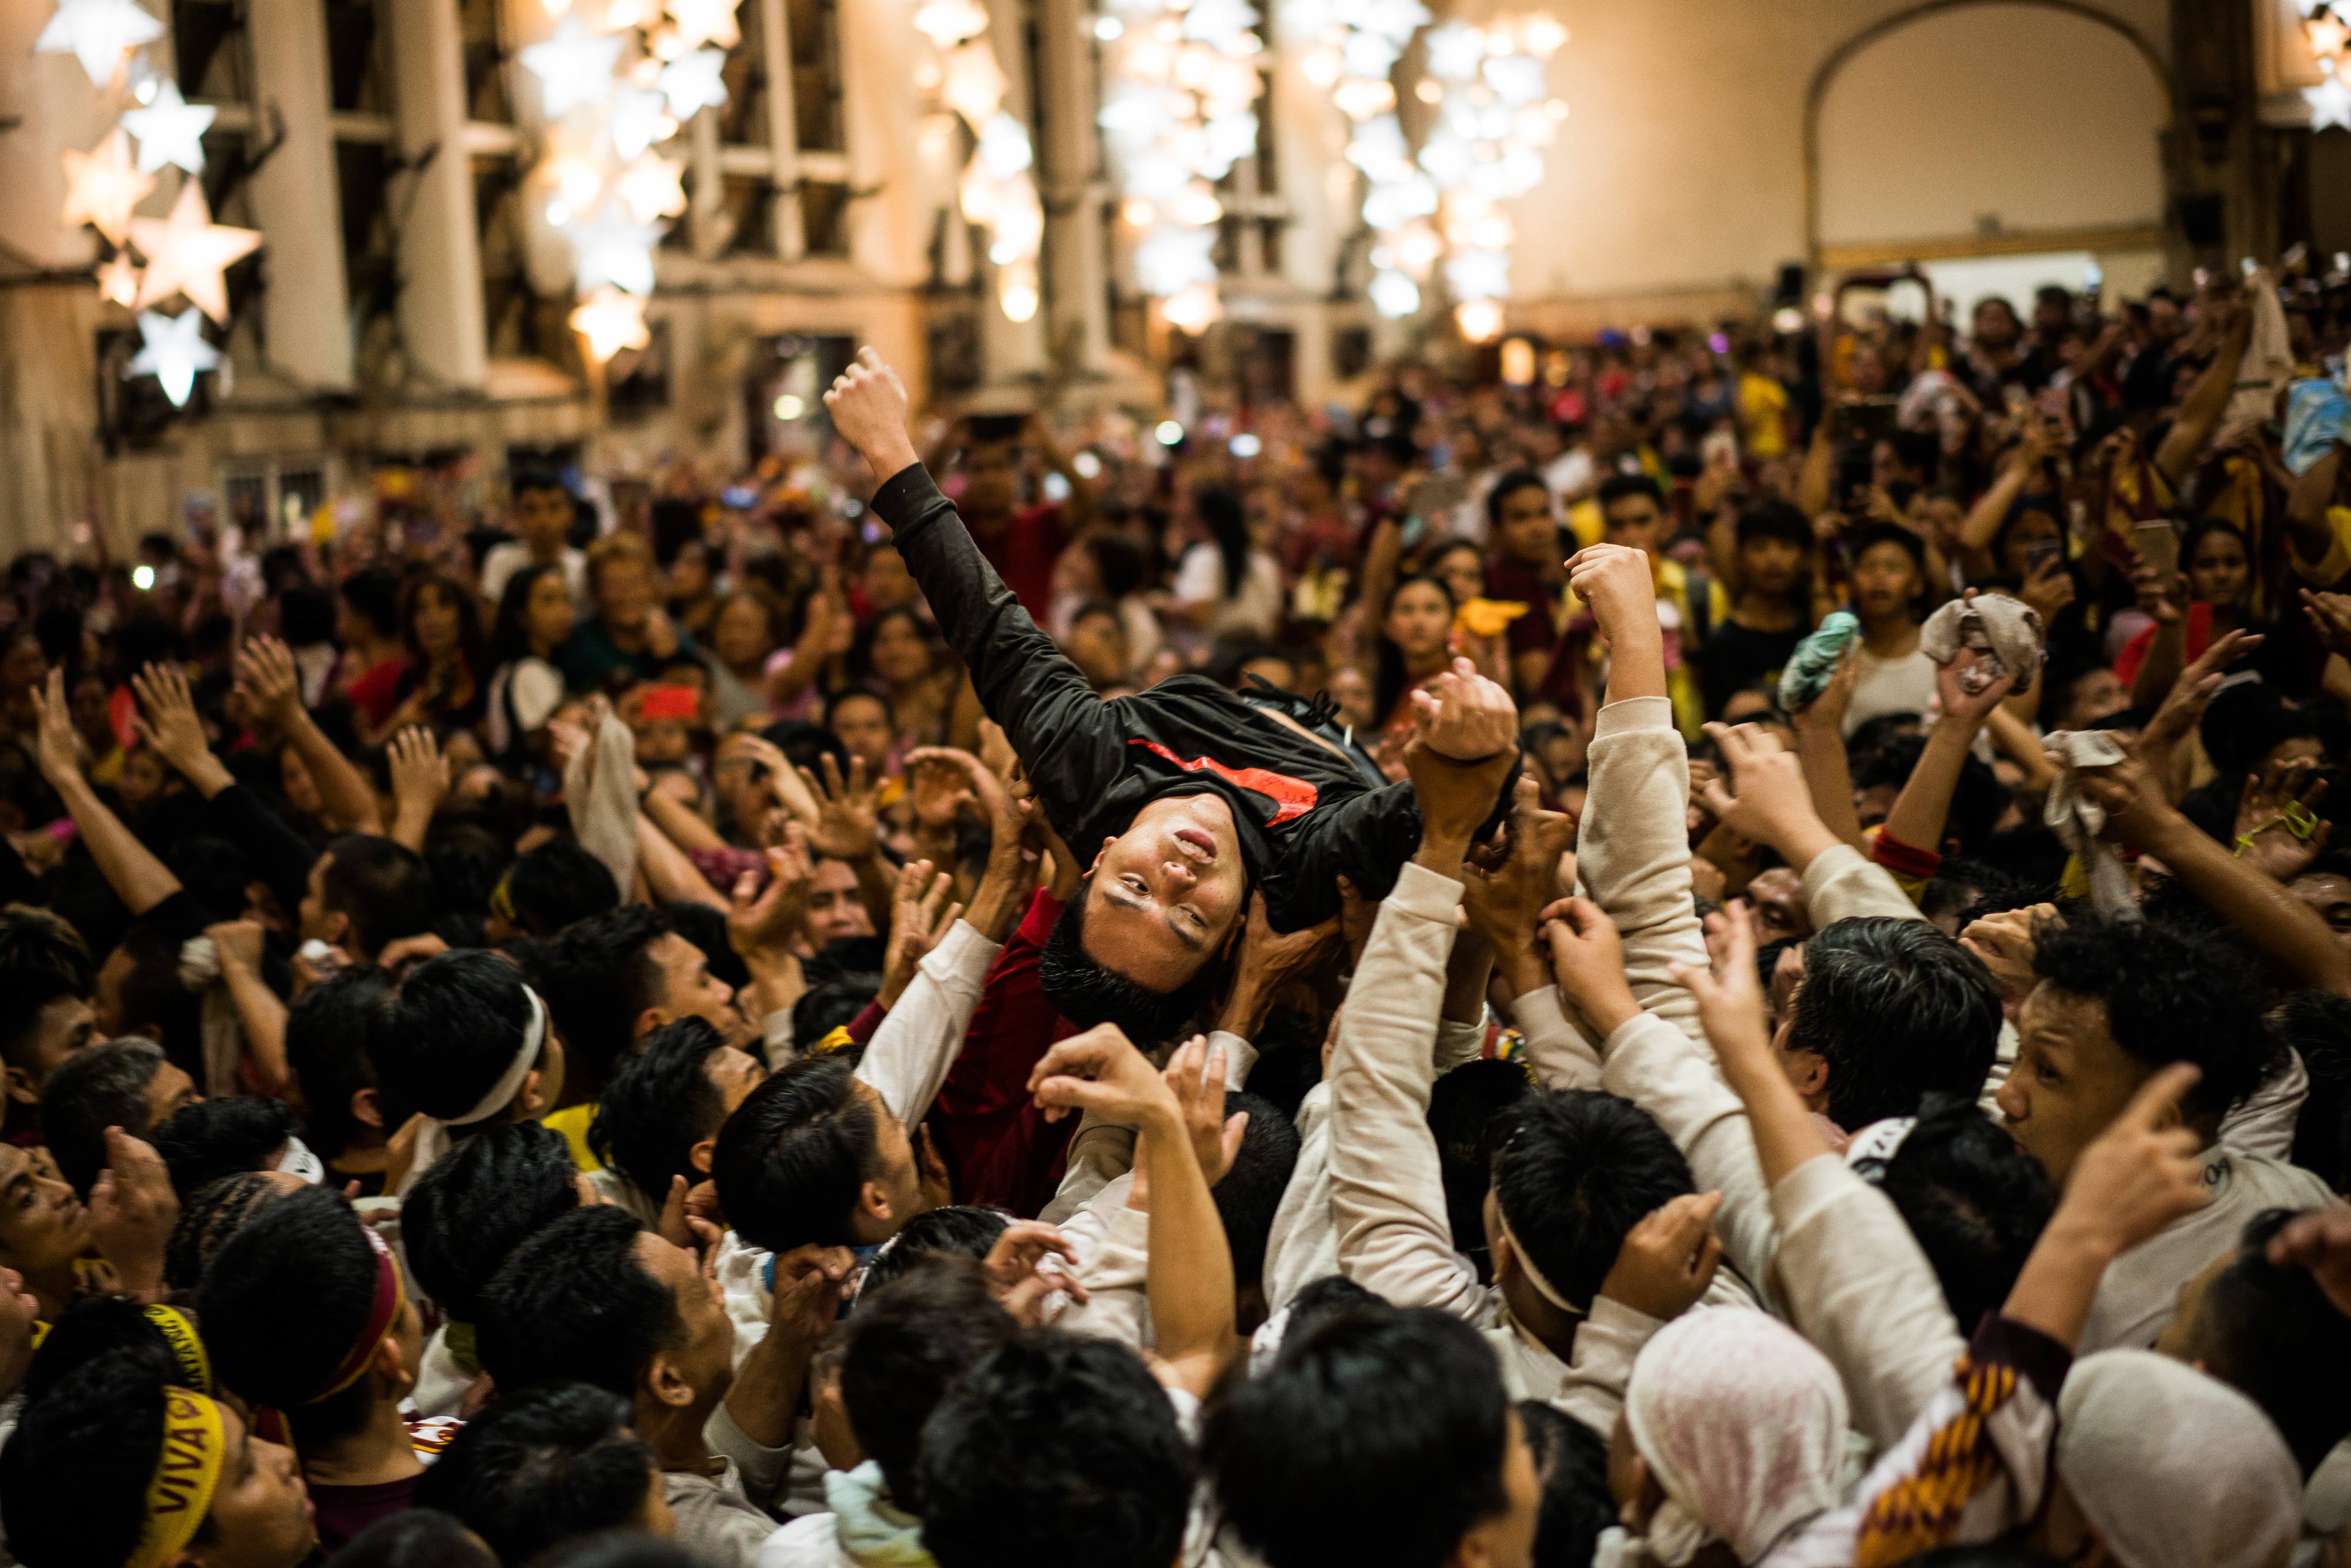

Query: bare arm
[206,922,290,1095]
[1881,653,2011,856]
[2287,447,2344,568]
[237,636,381,835]
[634,812,729,913]
[2153,307,2251,487]
[1789,648,1867,850]
[30,671,182,916]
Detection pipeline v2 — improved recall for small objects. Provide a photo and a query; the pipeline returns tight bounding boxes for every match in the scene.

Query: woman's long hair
[488,564,561,666]
[1372,574,1448,726]
[1197,485,1250,602]
[401,571,490,684]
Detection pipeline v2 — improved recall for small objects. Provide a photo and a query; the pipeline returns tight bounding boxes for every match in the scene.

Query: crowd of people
[0,253,2348,1568]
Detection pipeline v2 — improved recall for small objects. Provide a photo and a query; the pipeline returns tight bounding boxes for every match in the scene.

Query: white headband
[448,987,548,1127]
[1842,1115,1917,1175]
[1496,1198,1586,1318]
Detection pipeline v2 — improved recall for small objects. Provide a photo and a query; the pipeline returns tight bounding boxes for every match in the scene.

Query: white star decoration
[34,0,163,88]
[657,48,728,119]
[570,287,651,362]
[128,179,262,321]
[96,252,141,305]
[565,203,662,294]
[664,0,741,51]
[119,78,217,175]
[2310,73,2351,132]
[59,128,155,244]
[126,306,219,406]
[522,16,625,118]
[607,86,674,159]
[614,152,688,223]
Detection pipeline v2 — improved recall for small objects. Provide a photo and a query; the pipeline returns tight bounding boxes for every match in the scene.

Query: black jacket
[875,464,1429,930]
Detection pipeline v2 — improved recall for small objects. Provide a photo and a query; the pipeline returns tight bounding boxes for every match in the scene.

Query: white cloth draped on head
[396,986,549,1198]
[1623,1307,1850,1568]
[2055,1351,2300,1568]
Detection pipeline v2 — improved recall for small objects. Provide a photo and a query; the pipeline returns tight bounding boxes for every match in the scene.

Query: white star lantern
[119,78,216,175]
[128,179,262,321]
[126,306,219,406]
[35,0,163,88]
[59,128,155,244]
[607,86,675,160]
[615,152,688,224]
[522,16,625,118]
[570,287,651,362]
[96,252,141,306]
[657,48,728,119]
[566,203,662,295]
[2311,72,2351,132]
[664,0,741,51]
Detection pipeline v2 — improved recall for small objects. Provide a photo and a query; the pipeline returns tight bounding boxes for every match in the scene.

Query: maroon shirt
[307,1475,421,1560]
[1483,558,1560,656]
[973,502,1070,620]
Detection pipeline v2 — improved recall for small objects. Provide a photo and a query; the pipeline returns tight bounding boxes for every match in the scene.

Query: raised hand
[2048,1063,2209,1253]
[982,1220,1089,1325]
[388,726,450,819]
[235,635,303,725]
[2234,758,2331,882]
[1163,1034,1247,1187]
[879,858,961,1009]
[89,1128,179,1299]
[130,661,222,787]
[1464,776,1576,993]
[1957,903,2055,1015]
[1599,1191,1725,1321]
[1699,721,1828,856]
[1566,543,1659,650]
[729,824,813,961]
[822,347,920,481]
[801,753,882,862]
[29,668,83,785]
[2266,1207,2351,1319]
[1216,893,1343,1040]
[1666,899,1773,1069]
[1538,896,1639,1039]
[1404,658,1519,856]
[2304,589,2351,657]
[1026,1023,1174,1126]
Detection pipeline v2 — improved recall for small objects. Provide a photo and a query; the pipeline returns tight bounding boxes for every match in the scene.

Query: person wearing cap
[198,1184,455,1556]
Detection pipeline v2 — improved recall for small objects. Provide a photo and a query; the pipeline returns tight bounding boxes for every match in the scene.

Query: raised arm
[1789,648,1867,851]
[2152,305,2252,488]
[30,670,182,917]
[2287,447,2343,571]
[1702,721,1922,926]
[237,636,381,836]
[825,349,1121,827]
[1880,642,2013,860]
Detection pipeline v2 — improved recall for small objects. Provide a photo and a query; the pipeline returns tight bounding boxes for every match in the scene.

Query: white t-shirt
[1843,645,1938,737]
[480,542,588,609]
[1173,545,1283,644]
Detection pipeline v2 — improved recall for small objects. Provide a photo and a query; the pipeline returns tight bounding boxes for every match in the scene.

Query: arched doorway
[1806,1,2173,312]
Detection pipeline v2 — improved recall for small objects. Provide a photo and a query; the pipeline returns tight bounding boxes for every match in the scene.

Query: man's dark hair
[0,902,95,993]
[1491,1089,1693,1314]
[540,904,671,1098]
[41,1036,168,1196]
[478,1205,673,1397]
[106,921,202,1076]
[413,1383,658,1566]
[1040,880,1212,1044]
[405,1121,583,1324]
[710,1057,881,1254]
[1214,1089,1301,1291]
[1786,917,2002,1131]
[1516,1401,1616,1568]
[1854,737,2004,856]
[149,1096,297,1200]
[2179,1207,2351,1475]
[199,1184,391,1448]
[2274,989,2351,1191]
[0,969,82,1083]
[18,1294,195,1406]
[1860,1093,2053,1330]
[591,1018,739,1207]
[0,1355,179,1568]
[375,949,541,1130]
[1429,1058,1536,1269]
[1204,1306,1511,1568]
[792,972,881,1054]
[320,833,436,960]
[665,900,750,993]
[916,1329,1193,1568]
[1920,857,2040,930]
[498,840,621,937]
[533,1535,701,1568]
[2032,912,2276,1119]
[1596,474,1665,510]
[1734,500,1814,552]
[838,1255,1019,1509]
[287,966,391,1165]
[334,1508,499,1568]
[1484,470,1552,530]
[858,1205,1010,1299]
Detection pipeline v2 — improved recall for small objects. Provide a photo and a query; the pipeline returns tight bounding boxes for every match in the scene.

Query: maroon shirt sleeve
[930,888,1079,1214]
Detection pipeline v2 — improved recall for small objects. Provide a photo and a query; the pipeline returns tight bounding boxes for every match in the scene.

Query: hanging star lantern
[565,202,662,294]
[59,129,155,244]
[521,15,625,118]
[34,0,164,88]
[570,286,651,362]
[126,306,219,406]
[128,179,262,321]
[118,78,217,175]
[607,85,674,159]
[614,152,688,223]
[2308,6,2350,64]
[2310,72,2351,132]
[656,47,728,118]
[664,0,741,50]
[96,252,141,305]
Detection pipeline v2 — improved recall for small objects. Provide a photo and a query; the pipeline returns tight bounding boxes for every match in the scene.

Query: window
[459,0,513,125]
[783,0,843,152]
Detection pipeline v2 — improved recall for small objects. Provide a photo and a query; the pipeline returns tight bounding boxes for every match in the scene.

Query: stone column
[386,0,488,390]
[246,0,354,390]
[978,0,1047,380]
[1036,0,1109,373]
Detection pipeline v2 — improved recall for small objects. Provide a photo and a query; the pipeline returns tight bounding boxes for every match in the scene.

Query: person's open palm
[130,661,212,775]
[801,754,882,861]
[30,668,82,784]
[235,635,302,724]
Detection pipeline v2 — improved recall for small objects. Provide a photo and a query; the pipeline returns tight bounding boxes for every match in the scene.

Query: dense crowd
[0,256,2349,1568]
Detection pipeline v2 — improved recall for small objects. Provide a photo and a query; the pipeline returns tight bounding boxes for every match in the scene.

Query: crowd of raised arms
[2,258,2351,1568]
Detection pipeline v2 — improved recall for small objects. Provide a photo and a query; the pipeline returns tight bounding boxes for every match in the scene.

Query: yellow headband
[129,1386,226,1568]
[143,1306,212,1397]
